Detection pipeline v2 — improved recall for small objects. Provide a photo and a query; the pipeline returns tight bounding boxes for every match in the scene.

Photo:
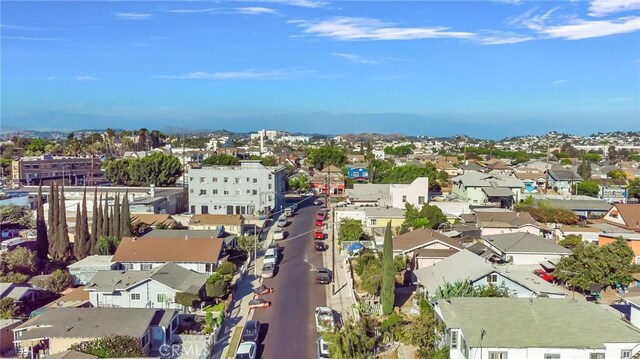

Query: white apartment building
[188,160,285,216]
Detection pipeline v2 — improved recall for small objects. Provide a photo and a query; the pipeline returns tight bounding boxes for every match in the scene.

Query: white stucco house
[85,262,207,310]
[451,172,523,208]
[482,232,571,266]
[435,297,640,359]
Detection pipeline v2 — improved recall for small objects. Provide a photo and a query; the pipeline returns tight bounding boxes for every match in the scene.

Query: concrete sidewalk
[323,209,357,324]
[212,222,276,359]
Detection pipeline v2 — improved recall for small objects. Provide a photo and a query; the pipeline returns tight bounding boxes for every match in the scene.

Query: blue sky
[1,0,639,138]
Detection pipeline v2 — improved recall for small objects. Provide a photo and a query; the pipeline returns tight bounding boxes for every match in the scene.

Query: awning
[540,260,556,271]
[482,187,514,197]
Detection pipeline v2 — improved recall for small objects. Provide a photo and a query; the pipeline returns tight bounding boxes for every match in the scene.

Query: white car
[276,215,288,227]
[235,341,257,359]
[264,248,277,265]
[316,337,330,359]
[273,228,285,241]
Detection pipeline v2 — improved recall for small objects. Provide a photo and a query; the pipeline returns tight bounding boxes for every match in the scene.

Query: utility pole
[327,164,335,295]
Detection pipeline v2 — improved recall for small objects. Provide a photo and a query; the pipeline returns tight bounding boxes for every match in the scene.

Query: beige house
[189,214,245,234]
[13,308,179,357]
[392,228,462,269]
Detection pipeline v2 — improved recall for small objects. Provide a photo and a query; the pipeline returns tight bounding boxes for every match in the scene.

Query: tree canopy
[0,205,33,227]
[575,180,600,197]
[338,218,365,242]
[402,203,448,232]
[384,145,414,157]
[515,201,578,224]
[69,335,145,358]
[381,221,395,315]
[306,146,346,170]
[105,152,182,186]
[202,153,240,166]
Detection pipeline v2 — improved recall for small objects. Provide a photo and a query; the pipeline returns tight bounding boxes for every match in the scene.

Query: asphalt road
[251,196,327,359]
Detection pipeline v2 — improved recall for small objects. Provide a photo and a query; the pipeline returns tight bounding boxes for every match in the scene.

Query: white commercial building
[188,160,285,216]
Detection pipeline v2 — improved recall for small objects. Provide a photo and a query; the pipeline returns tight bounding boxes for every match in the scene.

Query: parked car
[534,269,554,282]
[264,248,278,265]
[316,337,331,359]
[284,207,293,217]
[315,267,331,284]
[314,307,335,333]
[262,262,275,279]
[268,242,280,251]
[313,199,323,206]
[241,320,261,343]
[315,219,324,227]
[248,298,271,309]
[316,212,326,221]
[314,229,325,240]
[235,341,257,359]
[315,241,328,251]
[319,205,328,212]
[273,228,285,241]
[276,215,288,227]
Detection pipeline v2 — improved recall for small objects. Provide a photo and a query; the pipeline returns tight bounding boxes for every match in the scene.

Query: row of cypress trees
[34,184,132,265]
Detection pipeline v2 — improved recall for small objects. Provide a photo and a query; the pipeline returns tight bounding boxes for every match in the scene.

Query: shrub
[0,298,19,319]
[175,292,201,308]
[216,261,237,276]
[32,269,73,293]
[68,335,144,358]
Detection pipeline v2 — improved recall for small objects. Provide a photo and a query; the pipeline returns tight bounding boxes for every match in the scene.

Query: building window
[486,273,498,283]
[590,354,605,359]
[200,177,205,183]
[224,190,229,195]
[247,190,251,194]
[621,350,632,359]
[212,177,218,182]
[236,189,241,195]
[371,218,377,226]
[189,177,193,181]
[268,195,273,201]
[157,293,168,303]
[418,196,425,204]
[200,189,206,195]
[268,174,272,180]
[402,195,407,202]
[201,205,209,214]
[190,205,195,214]
[213,189,218,195]
[246,177,250,182]
[224,177,228,183]
[544,355,560,359]
[123,263,133,270]
[450,330,458,349]
[252,190,257,195]
[141,263,152,270]
[253,178,257,183]
[131,293,141,301]
[268,184,272,189]
[489,352,507,359]
[190,189,194,193]
[235,177,240,184]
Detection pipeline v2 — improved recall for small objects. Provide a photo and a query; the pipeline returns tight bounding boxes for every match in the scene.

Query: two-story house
[547,166,583,194]
[451,172,523,208]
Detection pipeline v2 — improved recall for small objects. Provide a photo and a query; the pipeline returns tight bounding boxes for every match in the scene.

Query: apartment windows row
[192,188,261,196]
[196,176,261,184]
[130,292,169,303]
[193,204,257,215]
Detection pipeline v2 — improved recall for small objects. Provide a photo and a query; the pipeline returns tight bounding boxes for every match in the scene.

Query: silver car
[262,262,275,279]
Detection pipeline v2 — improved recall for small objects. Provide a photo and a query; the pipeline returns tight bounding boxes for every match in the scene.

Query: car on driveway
[262,262,275,279]
[316,337,330,359]
[315,267,331,284]
[235,341,257,359]
[315,241,327,251]
[273,228,285,240]
[248,298,271,309]
[241,320,261,343]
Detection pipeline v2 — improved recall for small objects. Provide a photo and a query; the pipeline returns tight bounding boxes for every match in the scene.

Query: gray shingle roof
[437,297,640,348]
[451,172,523,188]
[412,250,495,294]
[548,168,583,182]
[15,308,176,340]
[483,233,571,254]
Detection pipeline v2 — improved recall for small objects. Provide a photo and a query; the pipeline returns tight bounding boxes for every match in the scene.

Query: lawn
[225,326,243,359]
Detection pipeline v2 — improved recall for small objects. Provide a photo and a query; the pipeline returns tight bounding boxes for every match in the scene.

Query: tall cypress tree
[74,203,83,260]
[102,194,109,237]
[48,182,58,257]
[113,193,121,239]
[80,187,90,259]
[90,188,99,255]
[121,191,132,237]
[56,184,70,261]
[381,221,396,315]
[36,184,49,264]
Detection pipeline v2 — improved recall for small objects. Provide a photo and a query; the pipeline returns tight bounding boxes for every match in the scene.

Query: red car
[314,229,325,240]
[534,269,554,282]
[315,219,324,227]
[316,213,326,221]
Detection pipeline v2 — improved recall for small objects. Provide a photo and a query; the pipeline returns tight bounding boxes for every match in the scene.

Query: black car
[241,320,261,343]
[315,267,331,284]
[315,241,328,251]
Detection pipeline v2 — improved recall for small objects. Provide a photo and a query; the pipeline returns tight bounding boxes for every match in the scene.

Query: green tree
[558,234,583,249]
[48,183,58,257]
[288,175,311,192]
[24,138,52,155]
[205,273,229,298]
[202,153,240,166]
[35,184,49,264]
[1,247,37,276]
[105,153,182,186]
[55,185,70,261]
[324,317,377,359]
[403,203,447,232]
[380,221,395,315]
[68,335,144,358]
[113,193,121,239]
[0,204,33,227]
[403,302,440,351]
[577,160,592,180]
[575,180,600,197]
[601,237,638,288]
[90,188,99,255]
[101,195,109,237]
[79,187,90,258]
[307,146,347,170]
[33,269,73,292]
[121,191,132,237]
[73,203,84,260]
[338,218,364,243]
[0,298,18,319]
[583,152,601,162]
[359,259,382,296]
[607,169,627,181]
[627,178,640,199]
[249,155,278,166]
[216,261,237,276]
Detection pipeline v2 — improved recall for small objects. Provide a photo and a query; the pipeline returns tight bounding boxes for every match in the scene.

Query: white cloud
[115,12,153,20]
[332,52,378,65]
[75,75,98,81]
[245,0,327,8]
[492,0,522,4]
[589,0,640,17]
[236,7,278,15]
[552,79,569,85]
[167,8,216,14]
[157,68,313,80]
[290,17,475,41]
[538,16,640,40]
